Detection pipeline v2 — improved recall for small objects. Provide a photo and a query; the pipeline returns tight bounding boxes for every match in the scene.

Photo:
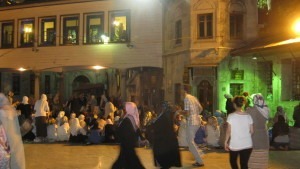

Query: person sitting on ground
[57,116,70,141]
[177,116,188,148]
[206,116,220,148]
[194,117,207,146]
[272,115,289,150]
[56,111,65,126]
[273,106,287,123]
[47,118,57,142]
[214,110,224,126]
[105,119,116,143]
[69,117,85,143]
[88,121,104,144]
[78,114,88,134]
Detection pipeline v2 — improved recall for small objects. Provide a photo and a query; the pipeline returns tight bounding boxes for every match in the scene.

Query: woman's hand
[224,143,230,151]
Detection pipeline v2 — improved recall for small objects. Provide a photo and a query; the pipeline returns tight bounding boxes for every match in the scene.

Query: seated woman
[194,118,207,145]
[206,116,220,148]
[88,121,104,144]
[272,115,289,150]
[177,118,188,147]
[47,118,57,142]
[57,116,70,141]
[105,119,116,143]
[69,117,86,143]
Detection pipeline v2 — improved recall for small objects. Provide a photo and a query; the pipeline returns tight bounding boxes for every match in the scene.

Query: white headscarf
[70,118,81,136]
[252,93,269,119]
[0,93,26,169]
[124,102,140,131]
[22,96,29,104]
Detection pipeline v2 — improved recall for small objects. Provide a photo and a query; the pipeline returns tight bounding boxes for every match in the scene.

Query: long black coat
[152,111,181,168]
[112,117,145,169]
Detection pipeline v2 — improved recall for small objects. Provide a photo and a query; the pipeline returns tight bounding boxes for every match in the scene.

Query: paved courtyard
[24,143,300,169]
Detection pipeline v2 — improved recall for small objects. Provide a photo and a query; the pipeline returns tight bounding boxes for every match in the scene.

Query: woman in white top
[225,96,253,169]
[34,94,50,142]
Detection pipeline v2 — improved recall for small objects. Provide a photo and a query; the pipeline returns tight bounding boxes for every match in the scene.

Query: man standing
[181,85,204,167]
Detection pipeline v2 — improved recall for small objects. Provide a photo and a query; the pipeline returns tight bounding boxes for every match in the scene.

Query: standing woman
[225,96,253,169]
[34,94,50,142]
[152,102,181,169]
[112,102,145,169]
[247,94,269,169]
[0,93,26,168]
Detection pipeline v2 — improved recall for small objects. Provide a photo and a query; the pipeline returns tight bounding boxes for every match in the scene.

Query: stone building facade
[0,0,163,105]
[162,0,258,112]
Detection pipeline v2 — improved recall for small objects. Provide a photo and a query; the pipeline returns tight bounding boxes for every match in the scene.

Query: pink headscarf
[124,102,140,131]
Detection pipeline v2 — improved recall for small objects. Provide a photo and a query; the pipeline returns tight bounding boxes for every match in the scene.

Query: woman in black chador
[112,102,145,169]
[152,101,182,169]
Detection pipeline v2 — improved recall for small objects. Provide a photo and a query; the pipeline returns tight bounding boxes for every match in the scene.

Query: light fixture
[93,66,105,70]
[293,19,300,35]
[113,21,120,26]
[101,35,109,44]
[18,67,26,71]
[252,56,257,60]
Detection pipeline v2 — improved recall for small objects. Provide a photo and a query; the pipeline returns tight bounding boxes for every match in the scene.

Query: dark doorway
[198,80,213,113]
[72,75,90,91]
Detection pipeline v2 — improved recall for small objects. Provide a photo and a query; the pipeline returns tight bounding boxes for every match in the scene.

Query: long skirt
[35,116,47,137]
[248,149,268,169]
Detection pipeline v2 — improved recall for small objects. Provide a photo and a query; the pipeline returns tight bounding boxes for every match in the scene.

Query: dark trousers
[35,116,47,137]
[229,148,252,169]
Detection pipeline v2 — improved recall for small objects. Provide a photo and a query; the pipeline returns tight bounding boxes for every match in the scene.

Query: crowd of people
[1,87,300,168]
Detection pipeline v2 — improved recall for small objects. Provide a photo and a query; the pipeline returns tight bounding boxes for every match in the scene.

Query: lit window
[197,13,213,39]
[1,21,14,48]
[230,14,243,39]
[61,15,79,45]
[39,17,56,46]
[109,10,130,42]
[84,13,104,44]
[19,19,34,47]
[175,20,182,44]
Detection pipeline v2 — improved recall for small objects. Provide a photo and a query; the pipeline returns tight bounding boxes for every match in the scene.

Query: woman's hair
[233,96,245,108]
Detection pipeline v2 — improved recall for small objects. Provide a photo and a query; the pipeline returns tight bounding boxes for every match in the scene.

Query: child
[57,116,70,141]
[206,116,220,147]
[47,118,57,142]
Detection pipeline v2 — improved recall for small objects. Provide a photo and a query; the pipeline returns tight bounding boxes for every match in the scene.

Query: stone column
[119,69,127,102]
[58,72,64,102]
[34,71,40,100]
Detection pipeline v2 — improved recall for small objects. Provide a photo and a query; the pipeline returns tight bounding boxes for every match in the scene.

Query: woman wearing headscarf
[17,96,33,120]
[34,94,50,142]
[151,101,181,169]
[112,102,145,169]
[247,94,269,169]
[0,93,26,168]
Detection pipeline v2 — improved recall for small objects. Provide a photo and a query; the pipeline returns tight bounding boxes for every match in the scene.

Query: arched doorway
[72,75,90,91]
[198,80,213,113]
